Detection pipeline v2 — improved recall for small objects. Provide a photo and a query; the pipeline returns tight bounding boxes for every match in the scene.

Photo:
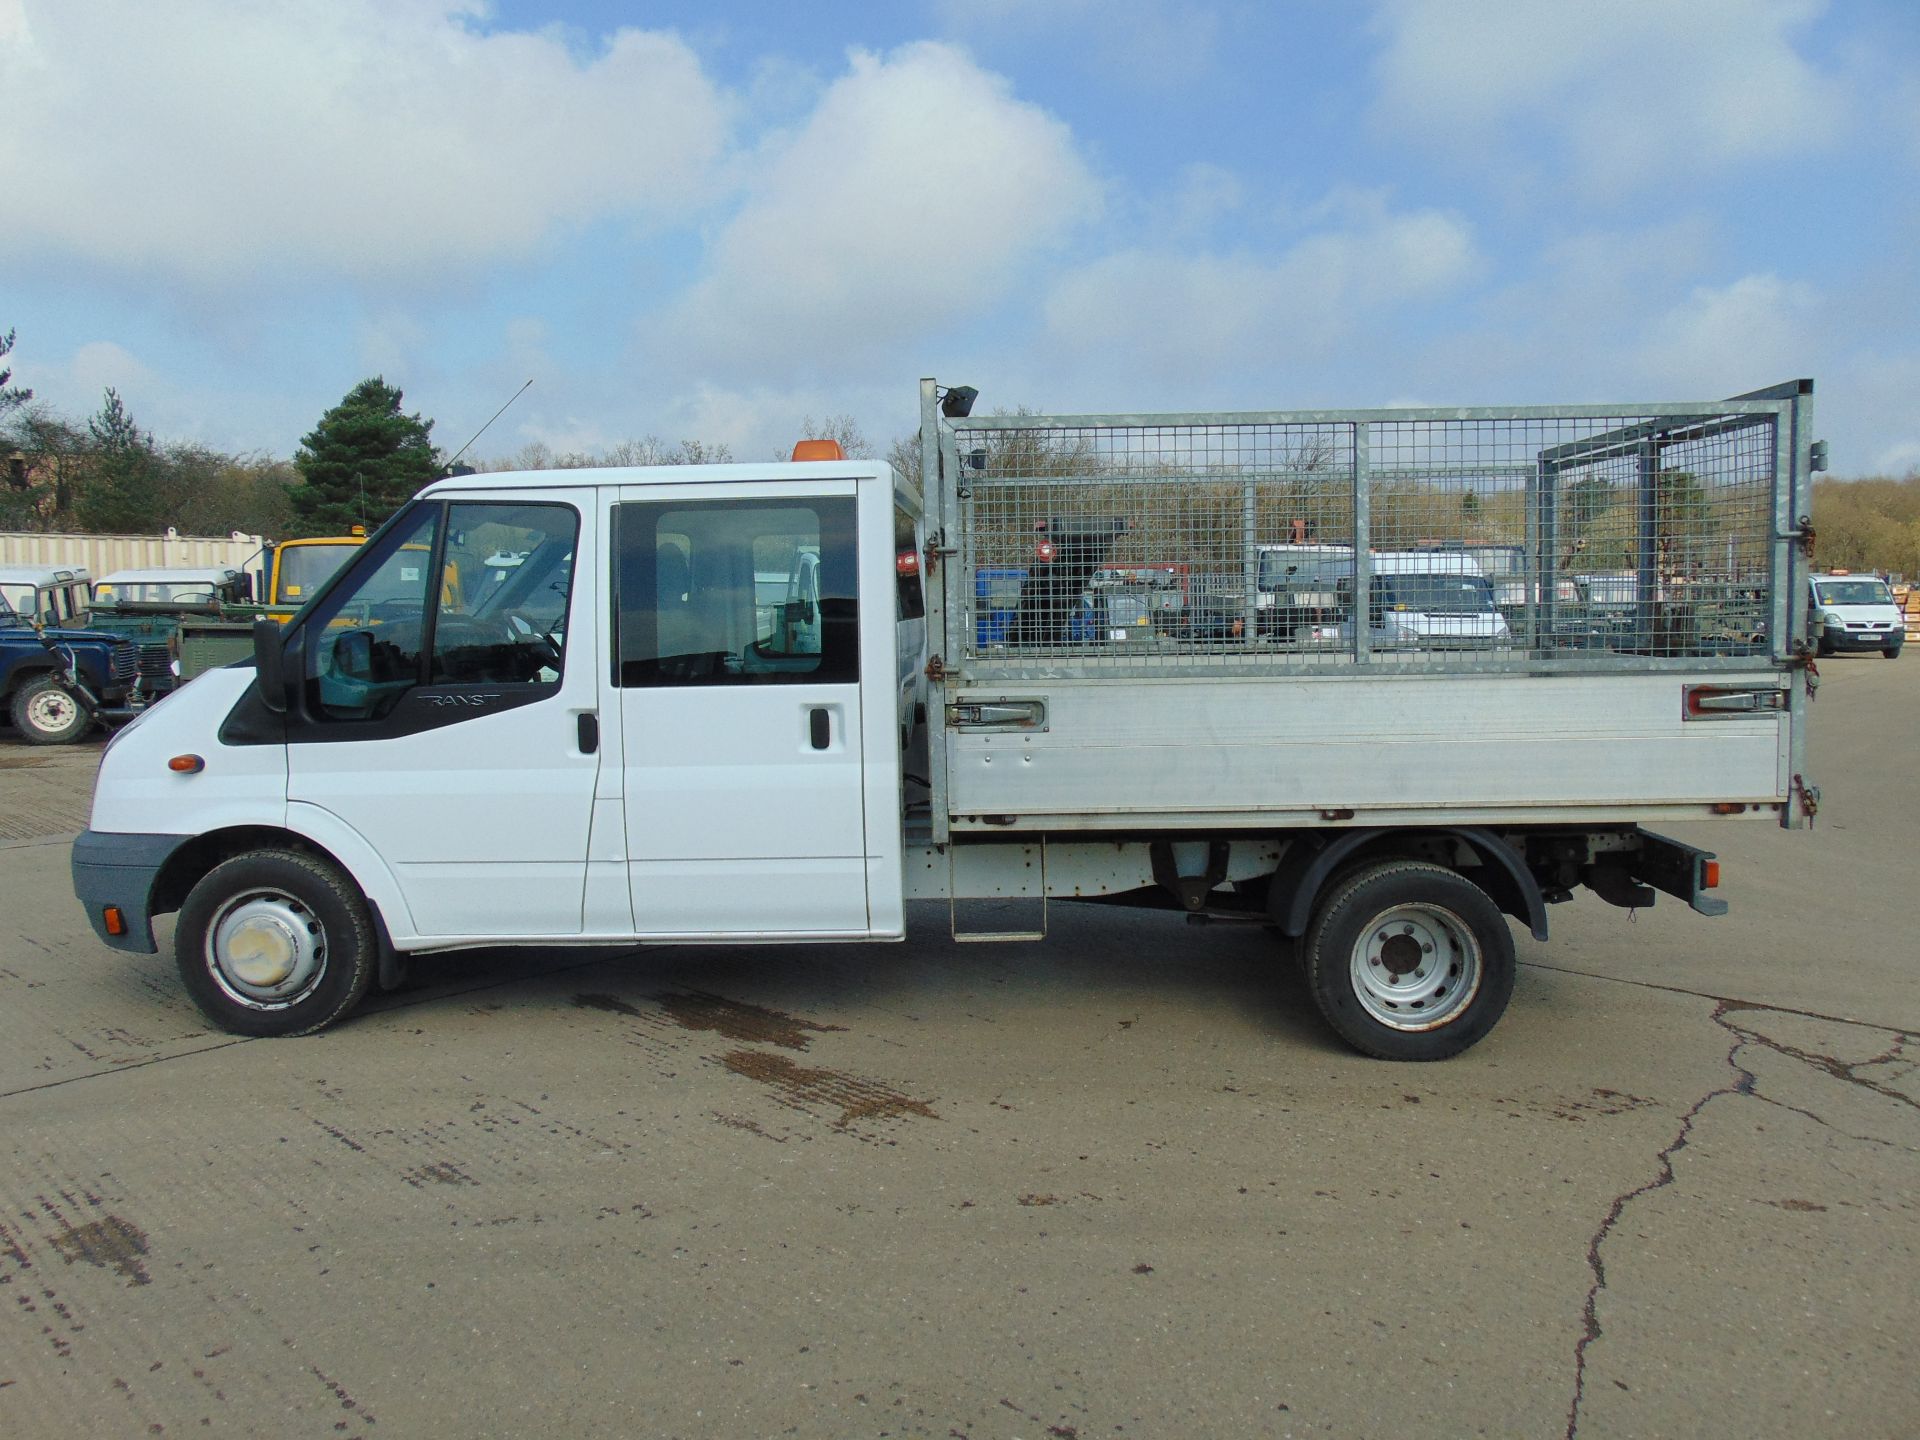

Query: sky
[4,0,1918,474]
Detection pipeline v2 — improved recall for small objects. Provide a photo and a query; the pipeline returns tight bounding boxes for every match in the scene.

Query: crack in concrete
[1564,998,1917,1437]
[1520,959,1916,1037]
[1564,1007,1754,1439]
[1717,1006,1918,1114]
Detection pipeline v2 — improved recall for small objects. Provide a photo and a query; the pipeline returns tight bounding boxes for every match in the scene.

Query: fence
[0,528,268,580]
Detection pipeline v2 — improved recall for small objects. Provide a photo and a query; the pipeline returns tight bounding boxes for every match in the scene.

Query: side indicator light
[103,906,127,937]
[168,754,205,774]
[1703,861,1721,890]
[1710,802,1746,815]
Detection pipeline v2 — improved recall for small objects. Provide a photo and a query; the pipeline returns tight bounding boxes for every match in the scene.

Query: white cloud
[68,340,156,401]
[1039,203,1478,382]
[1636,274,1820,393]
[656,42,1102,379]
[26,336,311,453]
[1370,0,1846,193]
[0,0,730,284]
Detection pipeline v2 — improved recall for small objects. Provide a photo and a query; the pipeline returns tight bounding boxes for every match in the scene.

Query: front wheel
[175,849,378,1037]
[1884,646,1902,660]
[10,674,92,744]
[1303,860,1516,1061]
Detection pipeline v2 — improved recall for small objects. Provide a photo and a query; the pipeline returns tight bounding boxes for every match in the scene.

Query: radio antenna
[442,378,533,474]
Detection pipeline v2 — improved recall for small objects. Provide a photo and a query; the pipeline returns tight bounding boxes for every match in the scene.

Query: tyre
[9,674,91,745]
[1303,859,1516,1061]
[1884,646,1902,660]
[174,849,377,1037]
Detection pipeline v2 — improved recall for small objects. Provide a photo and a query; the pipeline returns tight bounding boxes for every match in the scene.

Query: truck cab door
[611,479,898,937]
[283,494,600,941]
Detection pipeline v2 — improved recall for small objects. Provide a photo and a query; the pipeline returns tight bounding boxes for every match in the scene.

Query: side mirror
[253,618,288,714]
[234,574,254,602]
[333,630,373,680]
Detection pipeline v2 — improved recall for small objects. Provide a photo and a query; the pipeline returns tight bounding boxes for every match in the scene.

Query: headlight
[1820,609,1844,625]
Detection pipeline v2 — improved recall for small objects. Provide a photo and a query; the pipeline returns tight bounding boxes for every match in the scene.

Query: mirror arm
[252,619,287,714]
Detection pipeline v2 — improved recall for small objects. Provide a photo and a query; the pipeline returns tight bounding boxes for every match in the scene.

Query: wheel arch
[1270,826,1548,942]
[149,824,402,969]
[2,660,58,702]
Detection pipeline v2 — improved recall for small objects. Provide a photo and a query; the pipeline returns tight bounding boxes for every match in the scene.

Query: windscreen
[1814,578,1892,606]
[276,543,359,604]
[1382,574,1497,615]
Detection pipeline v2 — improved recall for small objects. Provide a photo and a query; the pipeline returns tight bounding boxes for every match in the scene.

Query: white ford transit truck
[73,380,1822,1060]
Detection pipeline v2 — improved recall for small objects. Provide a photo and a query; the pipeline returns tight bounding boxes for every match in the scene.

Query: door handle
[577,712,599,754]
[809,707,830,750]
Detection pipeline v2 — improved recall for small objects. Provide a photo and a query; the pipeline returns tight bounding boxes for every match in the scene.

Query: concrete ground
[0,659,1913,1439]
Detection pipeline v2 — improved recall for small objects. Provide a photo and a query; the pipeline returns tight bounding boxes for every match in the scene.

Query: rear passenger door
[612,484,870,935]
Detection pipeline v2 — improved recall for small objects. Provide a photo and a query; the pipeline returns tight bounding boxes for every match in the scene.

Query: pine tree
[0,329,32,421]
[289,378,440,536]
[77,388,164,533]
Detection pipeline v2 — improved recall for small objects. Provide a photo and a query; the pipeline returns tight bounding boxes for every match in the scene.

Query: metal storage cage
[920,381,1814,681]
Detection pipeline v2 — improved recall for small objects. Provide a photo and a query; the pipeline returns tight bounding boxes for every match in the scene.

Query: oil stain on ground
[720,1049,937,1128]
[656,991,846,1050]
[47,1214,150,1286]
[572,990,846,1051]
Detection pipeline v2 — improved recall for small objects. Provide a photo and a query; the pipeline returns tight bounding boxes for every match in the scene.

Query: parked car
[0,588,141,744]
[87,567,257,697]
[0,565,94,627]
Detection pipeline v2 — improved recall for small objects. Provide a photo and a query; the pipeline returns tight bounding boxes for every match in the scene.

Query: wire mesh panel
[946,405,1783,675]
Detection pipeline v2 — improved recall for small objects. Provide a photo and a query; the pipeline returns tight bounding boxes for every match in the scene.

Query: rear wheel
[10,674,91,744]
[1303,860,1515,1061]
[175,849,377,1037]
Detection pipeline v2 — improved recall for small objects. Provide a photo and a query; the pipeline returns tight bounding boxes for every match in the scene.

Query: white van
[1314,551,1511,649]
[1808,573,1903,658]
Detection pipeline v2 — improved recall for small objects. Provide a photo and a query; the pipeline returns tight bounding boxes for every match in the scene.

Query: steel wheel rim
[26,687,78,732]
[206,890,327,1010]
[1349,901,1482,1031]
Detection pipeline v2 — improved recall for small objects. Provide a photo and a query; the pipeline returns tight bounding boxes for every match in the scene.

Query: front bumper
[1822,625,1901,653]
[71,830,192,954]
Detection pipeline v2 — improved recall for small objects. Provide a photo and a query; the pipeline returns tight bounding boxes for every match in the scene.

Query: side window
[429,503,578,685]
[305,507,440,721]
[615,497,858,687]
[304,502,581,721]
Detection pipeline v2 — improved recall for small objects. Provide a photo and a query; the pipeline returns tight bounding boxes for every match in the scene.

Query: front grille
[110,642,138,683]
[136,641,175,693]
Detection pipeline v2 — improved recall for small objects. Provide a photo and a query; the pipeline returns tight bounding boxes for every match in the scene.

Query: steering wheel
[504,610,564,669]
